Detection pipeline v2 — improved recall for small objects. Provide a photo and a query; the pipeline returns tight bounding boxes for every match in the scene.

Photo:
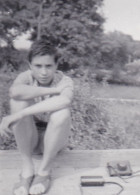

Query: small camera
[107,160,132,176]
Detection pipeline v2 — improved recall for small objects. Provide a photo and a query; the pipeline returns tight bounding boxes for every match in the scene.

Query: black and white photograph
[0,0,140,194]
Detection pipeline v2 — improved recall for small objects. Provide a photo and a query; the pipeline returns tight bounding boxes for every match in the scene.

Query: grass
[91,82,140,100]
[69,80,140,149]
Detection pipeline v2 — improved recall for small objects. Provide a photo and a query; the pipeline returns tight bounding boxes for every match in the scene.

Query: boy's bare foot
[13,162,34,195]
[13,175,34,195]
[29,174,51,195]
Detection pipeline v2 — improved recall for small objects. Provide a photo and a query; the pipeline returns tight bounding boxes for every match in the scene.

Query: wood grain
[0,149,140,195]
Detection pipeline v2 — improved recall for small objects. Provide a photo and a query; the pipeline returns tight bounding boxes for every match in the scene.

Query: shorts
[33,117,48,155]
[34,115,48,131]
[34,112,50,123]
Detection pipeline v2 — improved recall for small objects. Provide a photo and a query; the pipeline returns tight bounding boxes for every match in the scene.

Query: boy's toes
[13,175,34,195]
[14,187,26,195]
[29,175,51,195]
[30,184,44,194]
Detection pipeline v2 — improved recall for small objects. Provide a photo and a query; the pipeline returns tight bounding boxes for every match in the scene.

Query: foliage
[0,0,39,41]
[35,0,104,70]
[0,0,37,70]
[125,60,140,75]
[0,0,105,71]
[0,0,140,78]
[133,41,140,60]
[0,47,28,71]
[98,31,135,70]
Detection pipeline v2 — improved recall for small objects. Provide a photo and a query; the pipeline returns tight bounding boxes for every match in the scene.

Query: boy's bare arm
[0,78,73,137]
[12,80,73,117]
[9,85,60,100]
[19,95,71,117]
[9,77,72,100]
[0,92,72,137]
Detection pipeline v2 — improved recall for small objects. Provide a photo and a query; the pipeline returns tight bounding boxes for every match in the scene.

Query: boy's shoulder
[14,69,73,86]
[17,70,32,77]
[54,71,73,86]
[13,70,33,85]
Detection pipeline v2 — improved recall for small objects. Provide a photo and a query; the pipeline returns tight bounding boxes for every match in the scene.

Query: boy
[0,40,74,195]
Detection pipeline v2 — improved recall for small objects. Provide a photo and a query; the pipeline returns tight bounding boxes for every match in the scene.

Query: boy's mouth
[39,76,53,84]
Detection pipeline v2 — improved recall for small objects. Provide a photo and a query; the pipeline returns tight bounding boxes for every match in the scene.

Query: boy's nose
[41,68,48,75]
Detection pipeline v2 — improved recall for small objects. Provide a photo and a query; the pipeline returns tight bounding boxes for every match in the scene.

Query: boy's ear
[55,62,58,69]
[27,61,31,69]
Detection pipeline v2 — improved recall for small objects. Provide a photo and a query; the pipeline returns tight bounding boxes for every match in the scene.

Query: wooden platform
[1,149,140,195]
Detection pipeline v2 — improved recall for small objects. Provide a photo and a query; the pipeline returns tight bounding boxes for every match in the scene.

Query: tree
[133,41,140,60]
[0,0,36,70]
[99,31,135,70]
[36,0,105,71]
[0,0,105,72]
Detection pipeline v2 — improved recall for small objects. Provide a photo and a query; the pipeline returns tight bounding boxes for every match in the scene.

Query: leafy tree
[0,0,27,46]
[0,0,105,72]
[98,31,135,70]
[133,41,140,60]
[34,0,105,71]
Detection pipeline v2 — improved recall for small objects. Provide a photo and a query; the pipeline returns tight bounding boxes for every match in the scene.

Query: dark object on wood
[107,160,132,176]
[81,176,104,186]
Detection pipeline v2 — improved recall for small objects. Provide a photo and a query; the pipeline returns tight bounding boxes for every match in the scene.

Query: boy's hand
[0,116,14,138]
[0,113,23,138]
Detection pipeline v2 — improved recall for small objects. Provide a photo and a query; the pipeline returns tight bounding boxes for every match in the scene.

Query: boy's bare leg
[30,108,71,194]
[10,99,39,194]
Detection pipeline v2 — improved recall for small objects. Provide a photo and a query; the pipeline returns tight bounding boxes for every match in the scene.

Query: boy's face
[29,54,57,86]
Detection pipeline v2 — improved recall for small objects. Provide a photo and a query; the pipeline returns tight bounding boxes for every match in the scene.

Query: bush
[68,79,111,149]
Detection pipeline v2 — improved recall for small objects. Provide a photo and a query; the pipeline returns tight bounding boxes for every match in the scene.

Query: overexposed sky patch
[13,32,32,50]
[103,0,140,40]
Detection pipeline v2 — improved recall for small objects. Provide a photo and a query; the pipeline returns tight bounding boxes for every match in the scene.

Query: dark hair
[28,39,58,63]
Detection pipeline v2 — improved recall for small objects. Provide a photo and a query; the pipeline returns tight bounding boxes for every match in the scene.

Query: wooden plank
[1,150,140,195]
[1,166,140,195]
[1,149,140,169]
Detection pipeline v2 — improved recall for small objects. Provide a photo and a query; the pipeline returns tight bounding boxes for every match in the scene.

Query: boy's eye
[47,64,52,68]
[35,64,42,68]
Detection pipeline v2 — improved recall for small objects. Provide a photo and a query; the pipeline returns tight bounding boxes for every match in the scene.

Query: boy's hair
[28,39,58,63]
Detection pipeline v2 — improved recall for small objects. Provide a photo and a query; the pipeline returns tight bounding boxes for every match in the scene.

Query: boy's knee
[49,108,71,127]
